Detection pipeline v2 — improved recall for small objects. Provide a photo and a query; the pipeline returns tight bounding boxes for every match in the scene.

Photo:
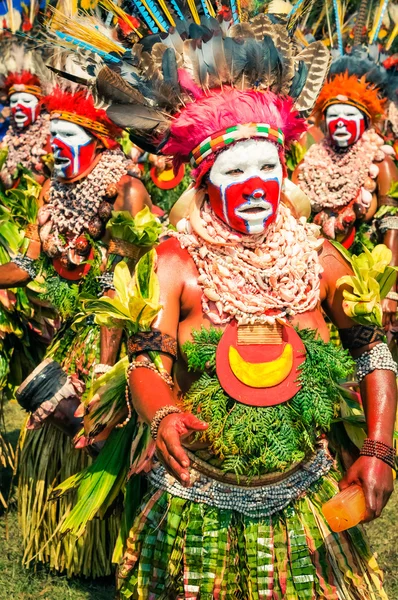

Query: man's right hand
[156,412,208,487]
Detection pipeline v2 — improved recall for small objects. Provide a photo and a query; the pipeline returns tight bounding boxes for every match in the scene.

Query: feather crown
[42,3,331,162]
[163,88,307,178]
[313,71,387,125]
[58,5,331,162]
[0,43,50,97]
[44,87,122,149]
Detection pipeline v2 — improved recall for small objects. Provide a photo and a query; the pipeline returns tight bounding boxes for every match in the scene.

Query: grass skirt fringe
[17,323,120,577]
[118,473,387,600]
[18,423,120,577]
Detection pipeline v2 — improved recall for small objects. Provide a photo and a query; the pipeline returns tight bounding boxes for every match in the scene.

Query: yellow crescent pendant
[228,343,294,388]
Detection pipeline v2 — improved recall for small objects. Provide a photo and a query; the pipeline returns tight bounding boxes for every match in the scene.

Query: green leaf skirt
[118,472,388,600]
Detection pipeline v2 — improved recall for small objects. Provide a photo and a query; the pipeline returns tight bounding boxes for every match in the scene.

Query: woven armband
[338,325,385,351]
[378,195,398,208]
[355,343,397,382]
[11,254,37,279]
[127,330,178,359]
[108,238,141,261]
[25,223,40,242]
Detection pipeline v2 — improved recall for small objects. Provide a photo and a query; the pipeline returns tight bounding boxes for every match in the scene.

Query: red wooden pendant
[53,247,94,281]
[216,320,305,407]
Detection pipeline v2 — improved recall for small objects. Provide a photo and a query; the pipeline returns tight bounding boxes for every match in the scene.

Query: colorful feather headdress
[45,1,331,175]
[99,13,330,168]
[313,48,388,125]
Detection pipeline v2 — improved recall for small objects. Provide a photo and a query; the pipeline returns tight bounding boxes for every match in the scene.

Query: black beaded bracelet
[359,439,396,470]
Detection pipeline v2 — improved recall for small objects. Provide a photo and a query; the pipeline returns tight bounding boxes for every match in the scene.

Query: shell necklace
[298,129,386,211]
[172,201,323,326]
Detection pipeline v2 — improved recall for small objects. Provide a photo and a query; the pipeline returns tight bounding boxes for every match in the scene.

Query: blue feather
[229,0,239,25]
[332,0,343,55]
[199,0,210,18]
[129,0,159,32]
[288,0,306,18]
[372,0,389,43]
[55,32,122,63]
[143,0,170,30]
[169,0,185,21]
[132,0,169,32]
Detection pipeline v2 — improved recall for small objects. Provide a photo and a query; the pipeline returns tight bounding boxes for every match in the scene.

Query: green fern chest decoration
[181,327,354,478]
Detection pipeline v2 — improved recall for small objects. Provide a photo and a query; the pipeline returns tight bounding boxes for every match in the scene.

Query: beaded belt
[148,442,333,518]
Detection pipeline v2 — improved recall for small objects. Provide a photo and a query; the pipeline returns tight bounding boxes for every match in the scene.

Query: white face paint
[50,119,97,179]
[208,139,283,234]
[325,103,366,148]
[9,92,39,128]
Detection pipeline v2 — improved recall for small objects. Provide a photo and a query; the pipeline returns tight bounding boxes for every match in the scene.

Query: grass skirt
[118,472,387,600]
[17,322,120,577]
[18,423,119,577]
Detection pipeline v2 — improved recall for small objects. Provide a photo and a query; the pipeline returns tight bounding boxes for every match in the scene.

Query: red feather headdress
[4,71,42,97]
[313,72,386,125]
[44,87,122,149]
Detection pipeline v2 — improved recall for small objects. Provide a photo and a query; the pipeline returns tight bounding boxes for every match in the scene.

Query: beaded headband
[9,84,42,97]
[50,110,116,148]
[321,97,372,119]
[189,123,285,168]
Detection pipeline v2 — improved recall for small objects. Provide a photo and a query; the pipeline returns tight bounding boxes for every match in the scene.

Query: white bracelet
[386,291,398,302]
[93,363,113,375]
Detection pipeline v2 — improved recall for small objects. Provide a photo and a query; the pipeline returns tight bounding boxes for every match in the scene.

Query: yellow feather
[140,0,167,31]
[186,0,200,25]
[205,0,216,18]
[48,7,126,54]
[157,0,176,26]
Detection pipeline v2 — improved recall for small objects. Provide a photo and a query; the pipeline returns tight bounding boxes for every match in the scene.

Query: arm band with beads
[355,343,397,383]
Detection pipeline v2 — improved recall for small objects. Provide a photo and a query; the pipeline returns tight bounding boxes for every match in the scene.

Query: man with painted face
[102,82,396,598]
[29,8,398,594]
[0,60,51,188]
[0,85,154,577]
[295,71,398,329]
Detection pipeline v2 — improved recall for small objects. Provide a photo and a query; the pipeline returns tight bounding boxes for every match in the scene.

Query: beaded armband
[386,291,398,302]
[97,272,115,295]
[379,215,398,233]
[360,439,396,470]
[93,363,113,375]
[355,343,397,382]
[127,330,178,360]
[150,405,182,440]
[338,325,385,351]
[11,254,37,280]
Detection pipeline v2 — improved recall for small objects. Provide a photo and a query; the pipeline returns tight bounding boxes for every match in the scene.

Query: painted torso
[155,234,351,476]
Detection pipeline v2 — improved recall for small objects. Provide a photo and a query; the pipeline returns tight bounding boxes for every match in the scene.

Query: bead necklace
[298,129,386,211]
[172,201,323,326]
